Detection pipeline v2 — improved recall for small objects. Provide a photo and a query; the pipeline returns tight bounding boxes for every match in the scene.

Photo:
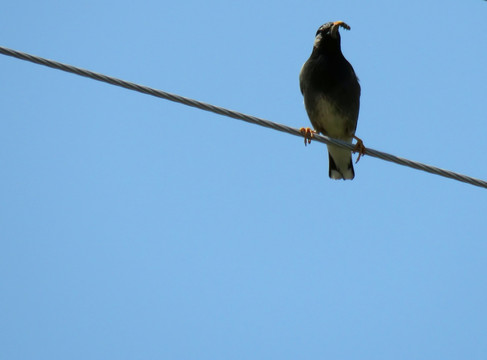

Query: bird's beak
[331,21,351,38]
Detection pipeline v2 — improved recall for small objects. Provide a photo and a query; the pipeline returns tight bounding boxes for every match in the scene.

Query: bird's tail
[327,144,354,180]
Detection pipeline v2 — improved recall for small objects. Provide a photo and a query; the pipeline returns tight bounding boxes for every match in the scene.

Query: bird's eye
[316,27,330,37]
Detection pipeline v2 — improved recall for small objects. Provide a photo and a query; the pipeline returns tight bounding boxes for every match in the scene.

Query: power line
[1,45,486,189]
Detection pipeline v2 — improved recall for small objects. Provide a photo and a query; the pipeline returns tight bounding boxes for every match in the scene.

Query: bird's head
[313,21,351,52]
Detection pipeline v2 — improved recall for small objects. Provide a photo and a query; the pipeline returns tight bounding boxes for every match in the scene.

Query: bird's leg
[352,135,366,163]
[299,127,316,146]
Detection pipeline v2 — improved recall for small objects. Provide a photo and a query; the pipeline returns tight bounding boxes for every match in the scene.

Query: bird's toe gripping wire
[353,135,366,163]
[300,127,316,146]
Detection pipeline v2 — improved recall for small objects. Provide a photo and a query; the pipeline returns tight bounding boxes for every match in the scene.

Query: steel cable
[1,45,486,189]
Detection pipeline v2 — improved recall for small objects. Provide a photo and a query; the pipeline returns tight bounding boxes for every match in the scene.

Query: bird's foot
[299,127,316,146]
[352,135,366,163]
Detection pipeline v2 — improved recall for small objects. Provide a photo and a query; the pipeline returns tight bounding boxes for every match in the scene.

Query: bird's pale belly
[310,96,352,141]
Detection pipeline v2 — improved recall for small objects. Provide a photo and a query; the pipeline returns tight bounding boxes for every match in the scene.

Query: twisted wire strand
[1,45,486,189]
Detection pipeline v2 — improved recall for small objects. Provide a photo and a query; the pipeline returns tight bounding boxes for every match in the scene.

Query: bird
[299,21,364,180]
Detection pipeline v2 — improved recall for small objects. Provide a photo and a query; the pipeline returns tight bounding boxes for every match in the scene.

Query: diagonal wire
[1,45,486,189]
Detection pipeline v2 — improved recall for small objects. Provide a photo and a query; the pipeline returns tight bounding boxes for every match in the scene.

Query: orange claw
[353,135,366,163]
[300,127,316,146]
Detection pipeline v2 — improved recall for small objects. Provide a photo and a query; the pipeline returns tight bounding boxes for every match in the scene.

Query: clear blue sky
[2,1,487,359]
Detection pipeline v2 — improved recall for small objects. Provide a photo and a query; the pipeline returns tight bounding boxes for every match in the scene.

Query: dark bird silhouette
[300,21,363,180]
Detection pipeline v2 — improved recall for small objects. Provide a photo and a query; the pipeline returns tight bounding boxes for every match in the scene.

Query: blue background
[2,1,487,359]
